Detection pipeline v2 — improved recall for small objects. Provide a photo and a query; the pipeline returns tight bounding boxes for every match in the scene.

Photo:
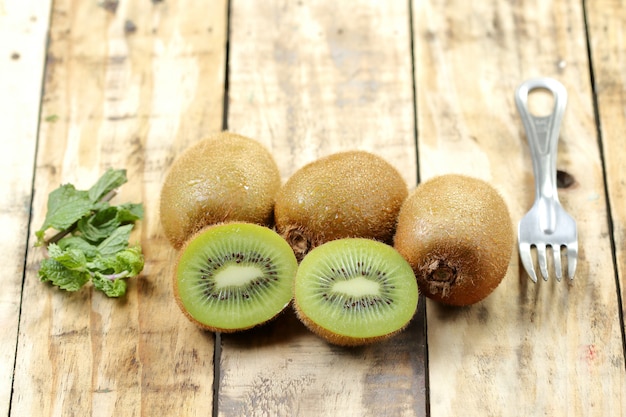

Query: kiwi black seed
[393,174,514,306]
[274,151,408,260]
[293,238,419,346]
[160,132,281,249]
[174,222,298,332]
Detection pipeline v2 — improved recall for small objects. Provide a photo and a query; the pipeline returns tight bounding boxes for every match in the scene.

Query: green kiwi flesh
[274,151,408,260]
[160,132,281,249]
[293,238,419,346]
[174,222,298,332]
[393,174,514,306]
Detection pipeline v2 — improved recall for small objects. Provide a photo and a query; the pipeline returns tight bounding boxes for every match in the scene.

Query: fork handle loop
[515,78,567,206]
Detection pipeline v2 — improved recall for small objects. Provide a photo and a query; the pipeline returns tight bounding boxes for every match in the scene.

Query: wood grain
[414,0,626,415]
[0,1,52,415]
[219,1,425,416]
[5,0,626,416]
[226,0,418,184]
[587,0,626,333]
[12,0,227,415]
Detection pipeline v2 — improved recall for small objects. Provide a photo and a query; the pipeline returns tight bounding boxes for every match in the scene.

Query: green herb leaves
[36,168,144,297]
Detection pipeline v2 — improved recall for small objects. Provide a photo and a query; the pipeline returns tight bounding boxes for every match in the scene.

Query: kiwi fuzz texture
[393,174,514,306]
[160,132,281,249]
[275,151,408,260]
[293,238,419,346]
[174,222,298,332]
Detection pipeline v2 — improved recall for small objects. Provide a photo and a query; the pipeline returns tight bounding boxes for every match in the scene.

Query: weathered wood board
[12,0,227,415]
[3,0,626,416]
[587,0,626,331]
[414,0,626,415]
[218,1,426,416]
[0,1,52,416]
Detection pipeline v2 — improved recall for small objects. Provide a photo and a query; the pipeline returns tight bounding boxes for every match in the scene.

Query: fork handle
[515,78,567,208]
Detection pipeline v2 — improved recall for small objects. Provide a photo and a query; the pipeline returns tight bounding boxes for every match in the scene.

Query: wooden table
[2,0,625,415]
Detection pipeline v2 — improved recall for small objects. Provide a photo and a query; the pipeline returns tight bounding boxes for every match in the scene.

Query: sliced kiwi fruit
[293,238,419,346]
[160,132,281,249]
[174,222,298,332]
[394,174,514,306]
[274,151,408,260]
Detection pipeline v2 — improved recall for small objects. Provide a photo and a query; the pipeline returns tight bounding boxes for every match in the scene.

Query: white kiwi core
[332,277,380,297]
[214,265,263,289]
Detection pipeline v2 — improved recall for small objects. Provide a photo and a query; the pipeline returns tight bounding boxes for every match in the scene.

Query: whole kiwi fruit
[293,238,419,346]
[160,132,281,249]
[174,222,298,332]
[274,151,408,260]
[393,174,514,306]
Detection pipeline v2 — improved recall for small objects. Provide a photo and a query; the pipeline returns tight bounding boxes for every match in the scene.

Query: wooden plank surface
[0,1,52,416]
[587,0,626,329]
[4,0,626,416]
[12,0,227,415]
[414,0,626,415]
[218,1,425,416]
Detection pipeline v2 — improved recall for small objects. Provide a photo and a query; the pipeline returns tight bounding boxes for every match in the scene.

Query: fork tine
[536,244,549,281]
[567,243,578,280]
[519,242,538,282]
[553,245,563,282]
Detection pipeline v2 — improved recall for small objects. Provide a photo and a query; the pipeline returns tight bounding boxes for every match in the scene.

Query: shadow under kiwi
[429,298,474,321]
[219,303,311,349]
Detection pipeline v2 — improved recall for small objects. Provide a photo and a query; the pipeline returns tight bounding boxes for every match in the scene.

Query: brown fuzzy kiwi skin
[292,302,406,347]
[393,174,514,306]
[160,132,281,249]
[274,151,408,260]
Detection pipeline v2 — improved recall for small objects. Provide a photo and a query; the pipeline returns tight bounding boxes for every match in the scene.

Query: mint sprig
[36,168,144,297]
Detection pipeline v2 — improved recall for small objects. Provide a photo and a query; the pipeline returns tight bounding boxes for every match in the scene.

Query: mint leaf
[88,168,128,202]
[48,243,87,270]
[116,203,144,223]
[38,258,90,291]
[35,184,93,245]
[35,167,144,298]
[77,206,119,244]
[57,236,99,258]
[92,274,128,297]
[88,247,144,280]
[76,204,144,245]
[88,247,144,298]
[110,246,144,276]
[97,224,133,256]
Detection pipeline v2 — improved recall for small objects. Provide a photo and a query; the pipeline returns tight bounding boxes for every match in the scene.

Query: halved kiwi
[293,238,419,346]
[160,132,281,249]
[174,222,298,332]
[274,151,408,260]
[393,174,514,306]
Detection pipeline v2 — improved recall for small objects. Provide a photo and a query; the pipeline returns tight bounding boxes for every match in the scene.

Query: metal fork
[515,77,578,282]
